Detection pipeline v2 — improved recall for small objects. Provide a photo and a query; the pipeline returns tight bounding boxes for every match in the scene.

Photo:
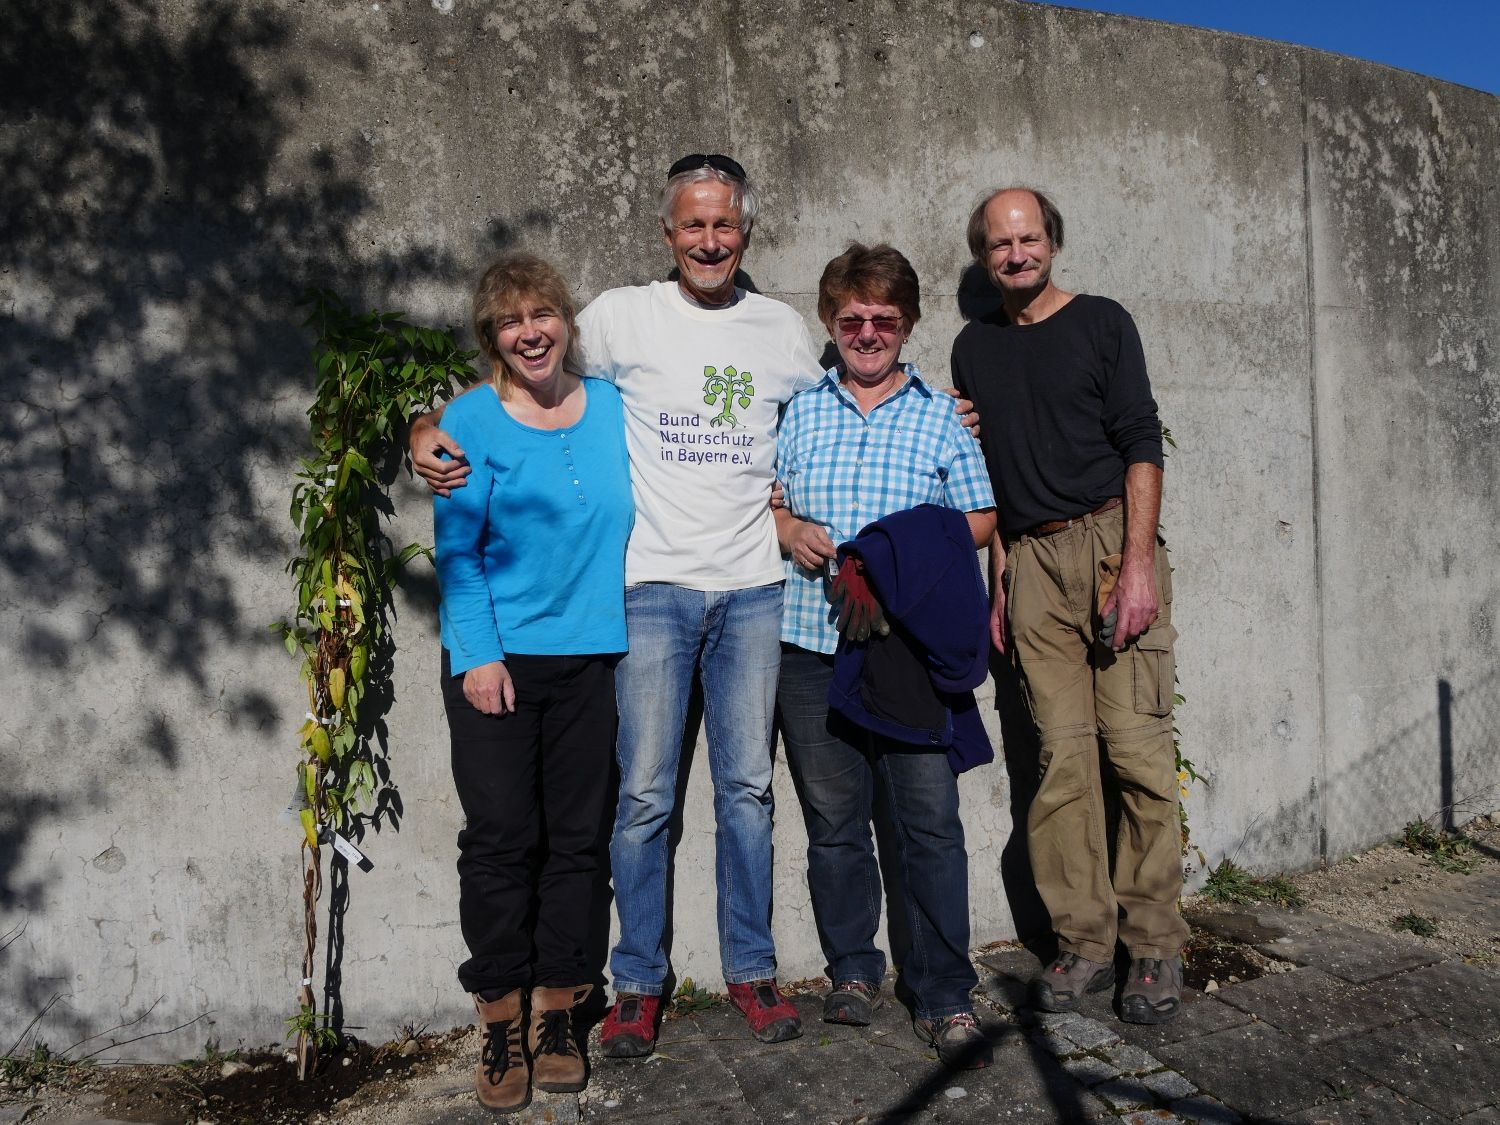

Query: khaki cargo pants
[1004,504,1188,962]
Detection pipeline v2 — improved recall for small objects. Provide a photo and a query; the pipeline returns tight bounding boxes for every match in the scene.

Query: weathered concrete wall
[2,0,1496,1058]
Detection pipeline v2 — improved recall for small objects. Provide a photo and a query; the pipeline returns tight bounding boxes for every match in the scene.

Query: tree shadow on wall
[0,0,546,1050]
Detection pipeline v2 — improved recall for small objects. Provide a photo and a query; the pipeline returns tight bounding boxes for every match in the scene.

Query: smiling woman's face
[495,298,570,389]
[830,298,907,388]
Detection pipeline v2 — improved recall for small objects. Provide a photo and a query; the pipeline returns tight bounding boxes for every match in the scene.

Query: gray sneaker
[823,979,882,1026]
[1034,951,1116,1012]
[913,1011,992,1069]
[1120,956,1183,1024]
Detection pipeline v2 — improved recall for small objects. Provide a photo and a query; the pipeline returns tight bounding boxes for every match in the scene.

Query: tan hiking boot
[1035,951,1116,1012]
[1121,956,1183,1024]
[473,989,529,1113]
[529,984,593,1092]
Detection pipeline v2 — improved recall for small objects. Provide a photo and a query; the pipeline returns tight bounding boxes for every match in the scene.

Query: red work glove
[827,557,890,642]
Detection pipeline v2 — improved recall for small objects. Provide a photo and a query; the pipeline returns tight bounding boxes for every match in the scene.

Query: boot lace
[1135,958,1162,985]
[536,1008,577,1057]
[480,1018,521,1083]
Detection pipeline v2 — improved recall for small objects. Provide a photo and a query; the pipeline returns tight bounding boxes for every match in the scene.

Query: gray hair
[658,166,759,236]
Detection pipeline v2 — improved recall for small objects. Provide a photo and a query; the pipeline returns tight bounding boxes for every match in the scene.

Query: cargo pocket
[1132,622,1177,717]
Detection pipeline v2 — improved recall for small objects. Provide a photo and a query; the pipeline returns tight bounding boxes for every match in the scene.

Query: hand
[463,661,515,715]
[769,479,786,511]
[786,519,836,572]
[412,422,470,497]
[942,385,981,438]
[989,584,1008,655]
[827,557,889,642]
[1101,558,1159,652]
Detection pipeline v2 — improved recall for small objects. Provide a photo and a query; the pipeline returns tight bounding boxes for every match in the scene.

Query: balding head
[966,187,1064,264]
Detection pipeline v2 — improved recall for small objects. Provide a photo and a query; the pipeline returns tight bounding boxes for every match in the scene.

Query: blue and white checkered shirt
[777,363,996,654]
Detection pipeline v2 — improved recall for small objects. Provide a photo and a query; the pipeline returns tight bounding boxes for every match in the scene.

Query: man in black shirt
[952,188,1187,1025]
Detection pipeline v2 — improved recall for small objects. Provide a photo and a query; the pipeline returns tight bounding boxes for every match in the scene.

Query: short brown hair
[471,253,582,393]
[965,187,1065,263]
[817,243,921,331]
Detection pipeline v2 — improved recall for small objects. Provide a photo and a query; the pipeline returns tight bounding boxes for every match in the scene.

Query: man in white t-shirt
[413,155,819,1055]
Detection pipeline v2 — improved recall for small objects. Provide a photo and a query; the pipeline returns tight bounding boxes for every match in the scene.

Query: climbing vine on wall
[1163,425,1206,871]
[273,290,473,1078]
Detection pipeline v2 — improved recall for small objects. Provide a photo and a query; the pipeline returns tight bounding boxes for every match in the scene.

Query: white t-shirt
[578,281,821,590]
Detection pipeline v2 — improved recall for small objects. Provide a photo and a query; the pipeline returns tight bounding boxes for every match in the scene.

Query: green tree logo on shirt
[702,365,754,427]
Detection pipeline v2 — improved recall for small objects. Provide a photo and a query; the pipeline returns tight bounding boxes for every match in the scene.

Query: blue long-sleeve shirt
[434,378,634,675]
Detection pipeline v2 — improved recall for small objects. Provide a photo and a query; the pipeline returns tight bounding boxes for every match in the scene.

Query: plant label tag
[330,831,373,873]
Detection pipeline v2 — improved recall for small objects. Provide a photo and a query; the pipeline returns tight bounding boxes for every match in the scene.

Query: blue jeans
[777,645,977,1020]
[608,582,784,995]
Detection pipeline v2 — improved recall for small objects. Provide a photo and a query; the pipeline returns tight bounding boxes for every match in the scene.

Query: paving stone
[1213,966,1419,1045]
[1363,961,1500,1044]
[1154,1021,1360,1119]
[1121,1113,1186,1125]
[1324,1019,1500,1118]
[1192,906,1450,985]
[580,1103,750,1125]
[977,944,1045,980]
[1027,1025,1082,1058]
[1058,1016,1124,1051]
[1115,990,1254,1051]
[716,1035,909,1121]
[1169,1094,1242,1124]
[1061,1053,1121,1086]
[413,1089,581,1125]
[981,971,1033,1013]
[1456,1106,1500,1124]
[581,1039,744,1119]
[1102,1041,1165,1075]
[876,1038,1114,1122]
[1092,1076,1157,1111]
[1028,1009,1123,1052]
[1189,905,1328,947]
[1282,1082,1447,1124]
[1253,920,1443,984]
[1142,1069,1199,1100]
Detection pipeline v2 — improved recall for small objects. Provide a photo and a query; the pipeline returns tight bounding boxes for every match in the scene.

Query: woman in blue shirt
[773,244,997,1069]
[434,253,633,1113]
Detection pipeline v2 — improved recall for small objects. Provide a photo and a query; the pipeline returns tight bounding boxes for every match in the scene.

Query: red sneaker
[600,992,660,1059]
[727,979,803,1043]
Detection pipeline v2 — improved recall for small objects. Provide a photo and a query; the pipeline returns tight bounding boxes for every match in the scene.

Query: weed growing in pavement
[1393,913,1439,937]
[1401,818,1477,875]
[667,977,719,1018]
[1201,858,1306,907]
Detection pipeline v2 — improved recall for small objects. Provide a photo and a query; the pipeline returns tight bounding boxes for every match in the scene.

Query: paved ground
[344,895,1500,1125]
[11,877,1498,1124]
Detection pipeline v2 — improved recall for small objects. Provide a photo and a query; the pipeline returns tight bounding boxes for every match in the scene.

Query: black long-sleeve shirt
[951,294,1163,537]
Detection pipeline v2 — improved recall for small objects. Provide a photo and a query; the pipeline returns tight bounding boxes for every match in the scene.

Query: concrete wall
[2,0,1496,1058]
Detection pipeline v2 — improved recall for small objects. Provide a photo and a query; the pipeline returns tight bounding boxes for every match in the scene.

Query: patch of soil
[7,1029,471,1125]
[1180,924,1292,991]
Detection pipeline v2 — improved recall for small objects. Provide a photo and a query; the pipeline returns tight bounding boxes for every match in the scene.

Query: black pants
[441,650,617,994]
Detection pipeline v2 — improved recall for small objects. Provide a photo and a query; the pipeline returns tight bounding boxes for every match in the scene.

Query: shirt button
[572,479,580,485]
